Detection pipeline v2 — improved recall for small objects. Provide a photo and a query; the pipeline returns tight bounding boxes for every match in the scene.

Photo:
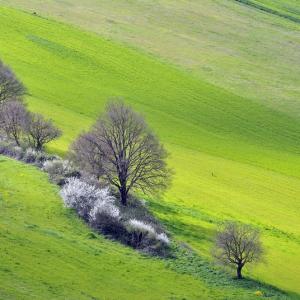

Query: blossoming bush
[0,137,171,257]
[60,178,170,255]
[156,232,170,245]
[43,159,79,185]
[89,192,120,220]
[60,177,101,219]
[89,200,125,238]
[127,219,156,236]
[22,148,56,166]
[126,219,170,254]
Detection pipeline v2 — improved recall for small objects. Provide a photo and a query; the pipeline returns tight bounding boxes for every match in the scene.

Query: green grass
[1,0,299,117]
[236,0,300,22]
[0,157,295,299]
[0,157,208,300]
[0,5,299,298]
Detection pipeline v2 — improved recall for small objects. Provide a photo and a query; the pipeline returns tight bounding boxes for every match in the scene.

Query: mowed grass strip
[1,0,299,117]
[0,6,299,295]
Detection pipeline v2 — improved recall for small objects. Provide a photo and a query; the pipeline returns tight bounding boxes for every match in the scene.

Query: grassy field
[237,0,300,22]
[0,4,299,298]
[0,157,214,300]
[0,157,294,299]
[1,0,299,118]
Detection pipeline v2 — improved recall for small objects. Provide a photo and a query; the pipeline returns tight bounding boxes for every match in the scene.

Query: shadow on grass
[149,199,217,244]
[148,200,299,299]
[166,244,297,299]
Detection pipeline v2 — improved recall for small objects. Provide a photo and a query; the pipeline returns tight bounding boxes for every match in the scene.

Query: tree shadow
[148,199,299,299]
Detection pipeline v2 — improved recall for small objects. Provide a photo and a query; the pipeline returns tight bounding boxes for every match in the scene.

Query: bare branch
[25,113,61,150]
[0,60,25,104]
[213,222,263,279]
[70,101,172,205]
[0,100,28,145]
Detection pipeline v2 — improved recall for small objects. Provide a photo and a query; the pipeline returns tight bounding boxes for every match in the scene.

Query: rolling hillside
[1,0,299,117]
[0,3,299,299]
[0,157,209,300]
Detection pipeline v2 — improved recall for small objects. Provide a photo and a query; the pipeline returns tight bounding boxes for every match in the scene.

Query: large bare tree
[0,60,25,104]
[70,101,171,205]
[0,101,29,146]
[70,132,104,179]
[26,112,61,150]
[213,222,263,279]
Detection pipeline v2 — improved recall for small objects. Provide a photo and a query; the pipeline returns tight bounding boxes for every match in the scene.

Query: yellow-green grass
[0,156,212,300]
[1,0,299,117]
[1,157,294,299]
[0,5,299,296]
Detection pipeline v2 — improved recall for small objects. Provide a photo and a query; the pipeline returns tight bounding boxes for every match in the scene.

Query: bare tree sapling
[213,222,263,279]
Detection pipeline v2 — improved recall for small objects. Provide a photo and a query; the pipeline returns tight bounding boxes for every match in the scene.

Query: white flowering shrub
[87,187,125,236]
[89,199,120,221]
[127,219,156,237]
[126,219,158,248]
[0,133,171,256]
[156,232,170,245]
[43,159,73,174]
[23,148,38,163]
[125,219,170,250]
[43,159,78,184]
[60,177,101,219]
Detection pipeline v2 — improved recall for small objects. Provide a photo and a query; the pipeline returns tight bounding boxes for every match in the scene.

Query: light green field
[1,0,299,117]
[0,157,293,299]
[239,0,300,21]
[0,157,214,300]
[0,4,299,298]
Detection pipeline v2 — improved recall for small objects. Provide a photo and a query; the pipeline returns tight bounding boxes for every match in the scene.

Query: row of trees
[0,101,61,149]
[0,61,61,150]
[0,60,171,206]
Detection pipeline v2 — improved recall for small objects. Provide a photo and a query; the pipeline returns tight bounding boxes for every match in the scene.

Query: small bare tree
[213,222,263,279]
[0,61,25,104]
[0,100,29,145]
[26,113,61,150]
[70,101,171,205]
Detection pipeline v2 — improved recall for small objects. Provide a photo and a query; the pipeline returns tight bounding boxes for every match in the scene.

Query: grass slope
[236,0,300,22]
[1,157,292,300]
[0,5,299,296]
[1,0,299,117]
[0,157,207,300]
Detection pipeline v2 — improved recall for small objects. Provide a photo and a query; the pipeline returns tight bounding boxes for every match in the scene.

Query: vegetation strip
[234,0,300,23]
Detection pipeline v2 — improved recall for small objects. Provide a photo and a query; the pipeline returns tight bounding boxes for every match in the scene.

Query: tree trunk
[15,136,20,146]
[237,264,243,279]
[120,186,127,206]
[36,141,42,151]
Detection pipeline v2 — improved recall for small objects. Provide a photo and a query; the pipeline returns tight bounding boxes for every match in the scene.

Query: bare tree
[213,222,263,279]
[0,61,25,104]
[0,100,29,145]
[70,101,171,205]
[70,132,104,179]
[26,113,61,150]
